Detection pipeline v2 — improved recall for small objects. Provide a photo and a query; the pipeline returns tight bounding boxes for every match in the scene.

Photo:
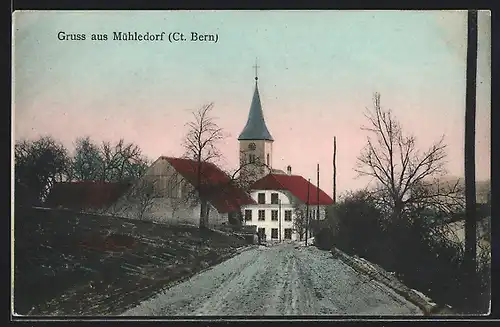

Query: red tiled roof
[162,157,256,213]
[44,181,132,210]
[250,174,334,205]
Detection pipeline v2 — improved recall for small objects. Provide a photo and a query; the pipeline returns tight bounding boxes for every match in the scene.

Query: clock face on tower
[248,142,256,151]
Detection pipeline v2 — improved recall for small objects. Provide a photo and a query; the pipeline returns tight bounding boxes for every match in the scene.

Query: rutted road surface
[123,244,423,316]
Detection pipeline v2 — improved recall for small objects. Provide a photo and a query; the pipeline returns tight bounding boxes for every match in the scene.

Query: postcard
[12,10,491,318]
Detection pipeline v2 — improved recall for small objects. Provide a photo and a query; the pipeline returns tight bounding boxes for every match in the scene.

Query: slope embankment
[14,207,249,316]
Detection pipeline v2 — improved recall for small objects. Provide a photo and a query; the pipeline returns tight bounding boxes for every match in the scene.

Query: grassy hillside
[14,207,248,316]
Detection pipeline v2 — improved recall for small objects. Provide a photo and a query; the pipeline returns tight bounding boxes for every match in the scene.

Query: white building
[243,189,295,242]
[241,171,332,242]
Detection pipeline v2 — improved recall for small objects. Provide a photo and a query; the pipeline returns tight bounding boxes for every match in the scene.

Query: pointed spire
[238,60,274,141]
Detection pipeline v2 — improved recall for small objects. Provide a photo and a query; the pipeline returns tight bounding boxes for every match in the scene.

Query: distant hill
[434,176,490,204]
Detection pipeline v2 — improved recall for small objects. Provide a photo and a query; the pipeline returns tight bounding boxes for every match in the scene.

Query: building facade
[242,188,329,242]
[110,156,255,226]
[242,189,295,241]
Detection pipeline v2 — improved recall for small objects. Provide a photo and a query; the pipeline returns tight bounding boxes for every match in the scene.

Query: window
[258,193,266,204]
[249,154,256,163]
[271,210,278,221]
[271,228,278,239]
[258,228,265,239]
[245,210,252,221]
[271,193,279,204]
[284,229,292,240]
[317,209,321,220]
[284,210,292,221]
[267,154,270,166]
[258,210,265,221]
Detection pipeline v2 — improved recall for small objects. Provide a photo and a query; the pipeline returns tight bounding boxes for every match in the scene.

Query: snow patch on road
[123,244,423,316]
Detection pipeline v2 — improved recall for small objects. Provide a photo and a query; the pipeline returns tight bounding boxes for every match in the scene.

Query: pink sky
[13,11,491,197]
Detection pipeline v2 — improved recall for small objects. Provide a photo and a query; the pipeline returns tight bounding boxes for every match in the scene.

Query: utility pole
[317,163,320,222]
[279,198,282,242]
[464,9,478,311]
[305,178,310,246]
[333,136,337,204]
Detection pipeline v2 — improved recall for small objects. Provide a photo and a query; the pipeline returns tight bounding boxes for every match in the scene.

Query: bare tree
[355,93,462,222]
[125,177,159,220]
[212,156,271,226]
[69,136,149,183]
[99,139,149,183]
[292,202,308,241]
[72,136,103,181]
[182,103,227,229]
[15,136,71,206]
[238,148,271,185]
[405,178,465,222]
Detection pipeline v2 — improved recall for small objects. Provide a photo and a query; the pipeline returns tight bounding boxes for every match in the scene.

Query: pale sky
[12,10,491,197]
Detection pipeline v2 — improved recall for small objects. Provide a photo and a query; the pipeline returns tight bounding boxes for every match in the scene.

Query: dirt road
[122,244,423,316]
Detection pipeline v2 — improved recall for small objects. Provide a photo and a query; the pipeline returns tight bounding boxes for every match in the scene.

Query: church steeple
[238,60,274,141]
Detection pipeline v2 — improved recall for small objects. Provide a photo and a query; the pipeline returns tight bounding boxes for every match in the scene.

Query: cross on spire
[253,58,260,81]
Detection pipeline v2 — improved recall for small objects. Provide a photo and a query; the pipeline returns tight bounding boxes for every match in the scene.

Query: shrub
[317,190,491,314]
[329,191,385,257]
[314,226,334,250]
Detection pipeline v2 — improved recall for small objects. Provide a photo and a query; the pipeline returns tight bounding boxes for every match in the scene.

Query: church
[236,66,334,242]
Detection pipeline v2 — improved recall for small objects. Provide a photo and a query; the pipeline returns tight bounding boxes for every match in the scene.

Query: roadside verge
[330,247,448,315]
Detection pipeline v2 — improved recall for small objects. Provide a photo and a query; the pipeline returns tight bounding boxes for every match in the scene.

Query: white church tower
[238,60,274,182]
